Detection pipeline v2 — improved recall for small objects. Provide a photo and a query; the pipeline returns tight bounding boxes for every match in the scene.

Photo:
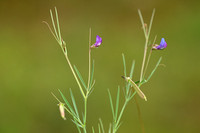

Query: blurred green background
[0,0,200,133]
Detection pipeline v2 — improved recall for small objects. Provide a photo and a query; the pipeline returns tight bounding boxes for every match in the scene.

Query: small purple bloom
[91,35,102,48]
[153,38,167,50]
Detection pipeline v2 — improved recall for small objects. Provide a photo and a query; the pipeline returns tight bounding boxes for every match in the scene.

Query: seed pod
[123,76,147,101]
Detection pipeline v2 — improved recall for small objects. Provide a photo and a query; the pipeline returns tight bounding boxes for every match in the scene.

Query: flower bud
[58,103,66,120]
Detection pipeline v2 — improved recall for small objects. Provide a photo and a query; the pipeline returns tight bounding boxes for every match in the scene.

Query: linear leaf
[147,9,155,38]
[58,89,76,115]
[74,65,87,90]
[71,119,83,128]
[108,89,115,119]
[99,119,105,133]
[122,53,127,77]
[147,56,162,82]
[115,87,120,121]
[129,91,137,101]
[88,80,96,96]
[75,119,82,133]
[126,60,135,95]
[69,89,80,118]
[92,127,95,133]
[50,9,59,42]
[54,7,62,42]
[115,122,123,132]
[130,60,135,79]
[108,123,112,133]
[98,123,101,133]
[138,9,147,39]
[89,80,95,92]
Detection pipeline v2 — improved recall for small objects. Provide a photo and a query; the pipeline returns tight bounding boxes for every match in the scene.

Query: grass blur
[0,0,200,133]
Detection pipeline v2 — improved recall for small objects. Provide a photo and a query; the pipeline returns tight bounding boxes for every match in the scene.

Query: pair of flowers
[59,36,167,119]
[91,35,167,50]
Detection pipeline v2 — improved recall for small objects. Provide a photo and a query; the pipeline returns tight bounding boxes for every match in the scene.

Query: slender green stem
[88,48,91,88]
[143,35,157,77]
[115,100,128,130]
[140,37,148,82]
[64,53,86,99]
[51,92,62,103]
[83,126,87,133]
[138,9,155,82]
[83,28,92,133]
[83,97,87,133]
[134,96,145,133]
[87,28,92,88]
[84,97,88,124]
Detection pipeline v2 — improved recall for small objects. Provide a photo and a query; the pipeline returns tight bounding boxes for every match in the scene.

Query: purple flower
[152,38,167,50]
[91,35,102,48]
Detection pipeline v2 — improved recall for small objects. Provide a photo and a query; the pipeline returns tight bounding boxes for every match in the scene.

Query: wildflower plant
[44,7,166,133]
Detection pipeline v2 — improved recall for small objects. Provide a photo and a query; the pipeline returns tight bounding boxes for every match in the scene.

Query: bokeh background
[0,0,200,133]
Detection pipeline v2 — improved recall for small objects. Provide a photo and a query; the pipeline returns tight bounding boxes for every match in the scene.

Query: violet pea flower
[152,38,167,50]
[91,35,102,48]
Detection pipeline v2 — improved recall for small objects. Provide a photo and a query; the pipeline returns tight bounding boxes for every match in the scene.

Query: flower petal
[91,35,102,48]
[159,38,167,49]
[152,38,167,50]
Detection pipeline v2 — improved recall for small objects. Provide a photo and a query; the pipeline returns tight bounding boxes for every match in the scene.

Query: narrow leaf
[58,89,76,115]
[75,118,82,133]
[98,123,101,133]
[138,9,147,38]
[88,80,96,96]
[92,127,95,133]
[108,89,115,119]
[115,122,123,132]
[50,9,59,42]
[147,56,162,82]
[126,60,135,95]
[71,119,83,128]
[74,65,87,90]
[108,123,112,133]
[122,53,127,77]
[147,9,155,38]
[129,91,137,100]
[115,87,120,121]
[70,89,80,118]
[54,7,62,42]
[43,21,59,43]
[99,119,105,133]
[130,60,135,78]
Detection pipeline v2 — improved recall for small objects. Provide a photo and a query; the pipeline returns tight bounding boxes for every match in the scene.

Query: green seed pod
[124,76,147,101]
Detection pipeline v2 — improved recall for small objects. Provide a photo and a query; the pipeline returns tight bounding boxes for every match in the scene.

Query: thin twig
[134,96,145,133]
[143,35,157,77]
